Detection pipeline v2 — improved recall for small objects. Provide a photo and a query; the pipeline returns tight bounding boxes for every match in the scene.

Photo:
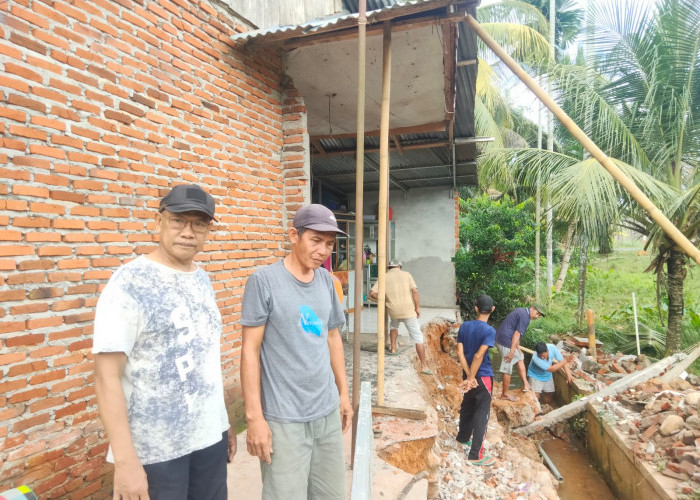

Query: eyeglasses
[163,215,211,234]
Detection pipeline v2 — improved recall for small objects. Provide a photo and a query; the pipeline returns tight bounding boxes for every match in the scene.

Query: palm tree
[480,0,700,353]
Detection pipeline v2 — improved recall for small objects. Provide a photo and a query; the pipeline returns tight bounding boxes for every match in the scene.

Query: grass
[525,236,700,362]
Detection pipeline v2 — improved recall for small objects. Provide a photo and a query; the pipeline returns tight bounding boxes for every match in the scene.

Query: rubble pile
[434,412,558,500]
[563,339,654,387]
[595,374,700,496]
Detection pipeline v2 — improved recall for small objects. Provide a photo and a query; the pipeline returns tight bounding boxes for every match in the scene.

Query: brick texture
[0,1,307,497]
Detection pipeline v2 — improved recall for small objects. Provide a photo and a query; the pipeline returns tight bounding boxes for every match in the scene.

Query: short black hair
[535,342,547,355]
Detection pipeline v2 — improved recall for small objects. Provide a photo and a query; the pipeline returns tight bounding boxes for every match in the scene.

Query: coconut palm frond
[477,0,549,35]
[474,96,506,152]
[479,22,551,65]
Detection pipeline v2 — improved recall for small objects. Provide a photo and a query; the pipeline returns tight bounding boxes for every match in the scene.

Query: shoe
[467,455,495,466]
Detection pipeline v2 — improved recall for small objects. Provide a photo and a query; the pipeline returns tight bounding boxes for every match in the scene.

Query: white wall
[358,186,457,308]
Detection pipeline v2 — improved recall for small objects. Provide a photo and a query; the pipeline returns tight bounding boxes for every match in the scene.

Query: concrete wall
[359,187,457,308]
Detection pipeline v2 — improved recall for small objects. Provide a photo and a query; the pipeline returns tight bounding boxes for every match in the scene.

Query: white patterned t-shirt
[93,256,229,465]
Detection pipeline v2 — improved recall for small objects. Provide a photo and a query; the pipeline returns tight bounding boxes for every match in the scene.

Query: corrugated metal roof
[233,0,438,42]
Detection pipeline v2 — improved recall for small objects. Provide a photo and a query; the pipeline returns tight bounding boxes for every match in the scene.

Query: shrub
[453,195,536,321]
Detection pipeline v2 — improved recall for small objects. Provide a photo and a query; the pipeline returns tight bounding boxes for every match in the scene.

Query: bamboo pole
[464,15,700,267]
[376,22,392,406]
[351,0,367,463]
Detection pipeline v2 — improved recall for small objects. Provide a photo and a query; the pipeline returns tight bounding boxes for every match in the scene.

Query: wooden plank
[514,352,685,436]
[311,138,327,157]
[371,405,427,421]
[442,21,456,121]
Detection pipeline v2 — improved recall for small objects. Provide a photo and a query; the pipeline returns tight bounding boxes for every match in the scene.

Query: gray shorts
[496,344,524,375]
[262,407,346,500]
[389,316,424,344]
[528,377,555,393]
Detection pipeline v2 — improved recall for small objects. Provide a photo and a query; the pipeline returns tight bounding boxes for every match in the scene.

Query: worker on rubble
[527,342,574,405]
[495,304,547,401]
[93,184,235,500]
[456,294,497,466]
[369,259,431,374]
[240,204,352,500]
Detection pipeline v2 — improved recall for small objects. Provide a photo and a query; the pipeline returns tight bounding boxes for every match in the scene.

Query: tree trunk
[554,222,576,292]
[577,233,589,327]
[665,248,686,354]
[598,224,613,254]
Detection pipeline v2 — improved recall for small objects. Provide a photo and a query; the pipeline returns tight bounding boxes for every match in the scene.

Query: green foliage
[453,195,536,321]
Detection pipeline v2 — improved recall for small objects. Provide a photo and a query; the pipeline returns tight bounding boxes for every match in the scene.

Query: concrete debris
[597,375,700,494]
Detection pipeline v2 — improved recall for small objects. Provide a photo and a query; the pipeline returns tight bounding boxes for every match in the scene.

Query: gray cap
[388,259,401,268]
[293,204,347,235]
[159,184,216,220]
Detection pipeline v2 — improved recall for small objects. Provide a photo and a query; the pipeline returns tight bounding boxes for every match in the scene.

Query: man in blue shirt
[495,304,546,401]
[527,342,574,405]
[456,294,496,466]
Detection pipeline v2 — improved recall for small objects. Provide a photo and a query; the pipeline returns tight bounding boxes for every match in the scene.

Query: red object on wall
[375,204,393,220]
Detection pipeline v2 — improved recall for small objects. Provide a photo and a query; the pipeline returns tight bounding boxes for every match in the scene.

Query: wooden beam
[456,58,477,67]
[311,121,447,141]
[371,405,427,420]
[312,139,327,157]
[391,135,404,155]
[442,20,456,122]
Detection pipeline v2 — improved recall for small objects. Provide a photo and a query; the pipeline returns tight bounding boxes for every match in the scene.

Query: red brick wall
[0,1,299,498]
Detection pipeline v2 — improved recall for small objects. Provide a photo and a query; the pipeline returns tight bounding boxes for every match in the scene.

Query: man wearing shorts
[494,304,546,401]
[527,342,574,405]
[369,260,431,374]
[240,204,352,500]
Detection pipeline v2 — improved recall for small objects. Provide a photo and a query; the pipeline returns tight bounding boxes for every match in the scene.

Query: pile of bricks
[563,338,654,386]
[599,375,700,491]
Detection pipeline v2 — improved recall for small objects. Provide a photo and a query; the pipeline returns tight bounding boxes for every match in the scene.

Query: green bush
[453,195,536,322]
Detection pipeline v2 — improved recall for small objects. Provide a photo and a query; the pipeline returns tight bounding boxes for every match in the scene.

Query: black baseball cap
[476,294,494,312]
[293,204,347,236]
[159,184,216,220]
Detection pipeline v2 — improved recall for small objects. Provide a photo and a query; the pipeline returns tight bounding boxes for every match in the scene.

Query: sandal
[420,369,433,375]
[522,387,531,393]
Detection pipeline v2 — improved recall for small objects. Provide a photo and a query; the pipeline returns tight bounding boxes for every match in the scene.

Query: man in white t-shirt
[93,184,235,500]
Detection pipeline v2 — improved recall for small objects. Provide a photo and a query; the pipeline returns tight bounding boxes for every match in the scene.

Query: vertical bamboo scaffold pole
[351,0,367,462]
[376,22,392,405]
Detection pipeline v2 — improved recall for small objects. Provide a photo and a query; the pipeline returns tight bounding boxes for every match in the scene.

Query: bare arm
[94,352,150,500]
[241,324,272,464]
[505,331,521,362]
[411,288,420,318]
[468,345,489,383]
[456,342,471,379]
[328,327,353,433]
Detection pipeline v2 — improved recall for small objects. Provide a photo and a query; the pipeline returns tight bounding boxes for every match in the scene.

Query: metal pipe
[376,21,392,406]
[351,0,367,463]
[538,441,564,481]
[464,14,700,267]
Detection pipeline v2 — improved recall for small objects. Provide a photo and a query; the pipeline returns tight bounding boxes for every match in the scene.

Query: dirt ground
[419,320,560,500]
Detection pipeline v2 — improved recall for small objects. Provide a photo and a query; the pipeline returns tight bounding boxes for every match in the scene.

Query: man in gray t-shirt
[240,204,352,500]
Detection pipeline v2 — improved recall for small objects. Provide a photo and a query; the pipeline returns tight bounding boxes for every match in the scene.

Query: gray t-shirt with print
[92,256,229,465]
[241,259,345,423]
